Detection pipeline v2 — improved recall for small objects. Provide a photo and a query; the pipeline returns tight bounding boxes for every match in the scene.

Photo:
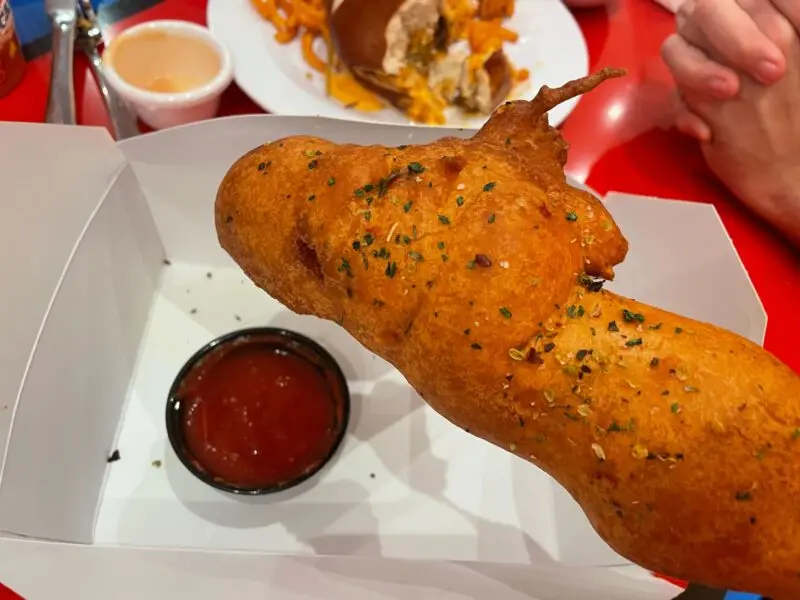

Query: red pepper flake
[475,254,492,267]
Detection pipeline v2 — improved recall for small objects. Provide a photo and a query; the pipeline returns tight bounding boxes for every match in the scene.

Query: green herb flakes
[308,194,316,202]
[385,262,397,278]
[793,429,800,440]
[649,323,663,330]
[567,305,585,319]
[408,251,424,262]
[735,491,753,502]
[650,357,660,368]
[675,327,684,334]
[671,402,680,414]
[543,342,556,353]
[352,240,361,251]
[608,321,620,332]
[499,307,512,319]
[437,241,445,250]
[441,254,449,262]
[308,160,318,169]
[327,177,336,186]
[372,248,390,259]
[488,213,496,224]
[471,343,482,350]
[403,201,413,213]
[483,182,496,192]
[408,162,425,174]
[337,258,353,278]
[438,215,451,225]
[622,309,645,323]
[364,184,374,192]
[363,233,375,246]
[466,260,477,270]
[456,196,465,206]
[626,338,643,347]
[354,188,365,198]
[363,210,372,222]
[566,211,578,222]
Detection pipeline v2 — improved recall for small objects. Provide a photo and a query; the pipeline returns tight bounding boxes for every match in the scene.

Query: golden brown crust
[215,71,800,599]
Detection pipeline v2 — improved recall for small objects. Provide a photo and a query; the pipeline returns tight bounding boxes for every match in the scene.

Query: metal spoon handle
[45,13,77,125]
[85,49,139,139]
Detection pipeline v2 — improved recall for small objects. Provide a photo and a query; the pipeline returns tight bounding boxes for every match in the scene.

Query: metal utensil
[44,0,77,124]
[75,0,139,139]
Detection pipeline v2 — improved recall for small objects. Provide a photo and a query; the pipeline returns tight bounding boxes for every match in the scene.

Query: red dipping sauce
[168,329,349,493]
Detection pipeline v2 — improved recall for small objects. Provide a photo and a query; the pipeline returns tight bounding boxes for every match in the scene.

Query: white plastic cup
[103,20,234,130]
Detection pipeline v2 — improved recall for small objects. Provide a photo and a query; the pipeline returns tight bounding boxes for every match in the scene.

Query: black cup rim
[165,327,351,496]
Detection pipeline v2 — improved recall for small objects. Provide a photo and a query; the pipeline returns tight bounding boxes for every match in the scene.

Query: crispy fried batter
[215,70,800,599]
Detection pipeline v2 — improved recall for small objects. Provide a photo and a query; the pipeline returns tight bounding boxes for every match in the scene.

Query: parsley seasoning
[352,240,361,251]
[402,235,411,244]
[793,429,800,440]
[471,343,483,350]
[463,328,471,335]
[364,210,372,221]
[576,349,589,361]
[327,177,336,186]
[505,137,511,145]
[466,260,477,269]
[308,160,318,169]
[438,215,451,225]
[408,251,424,262]
[622,309,645,323]
[675,327,684,334]
[258,162,267,171]
[407,162,425,174]
[337,258,353,278]
[364,184,374,192]
[488,213,496,224]
[355,188,365,197]
[566,305,585,318]
[437,241,445,250]
[735,491,753,502]
[650,357,660,367]
[483,182,496,192]
[412,225,418,238]
[373,247,390,259]
[385,262,397,278]
[578,273,604,292]
[363,233,375,246]
[565,211,578,222]
[649,323,663,330]
[403,201,413,213]
[499,307,512,319]
[456,196,465,206]
[378,172,399,197]
[308,194,316,201]
[626,338,643,347]
[608,321,620,332]
[543,343,556,353]
[441,254,449,262]
[671,402,680,414]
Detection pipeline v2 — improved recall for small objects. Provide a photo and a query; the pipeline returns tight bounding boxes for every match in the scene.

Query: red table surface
[0,1,796,597]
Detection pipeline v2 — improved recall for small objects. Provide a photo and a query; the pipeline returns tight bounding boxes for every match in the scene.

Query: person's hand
[661,0,790,140]
[675,17,800,246]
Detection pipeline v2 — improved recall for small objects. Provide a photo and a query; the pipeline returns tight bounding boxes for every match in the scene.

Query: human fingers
[767,0,800,40]
[661,34,740,99]
[675,107,712,142]
[676,0,786,84]
[738,0,798,58]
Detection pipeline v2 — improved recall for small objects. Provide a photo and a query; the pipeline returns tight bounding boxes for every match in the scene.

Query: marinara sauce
[173,331,348,491]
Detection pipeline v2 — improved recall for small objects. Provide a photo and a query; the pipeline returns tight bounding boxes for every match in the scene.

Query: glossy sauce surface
[106,28,221,93]
[179,341,340,488]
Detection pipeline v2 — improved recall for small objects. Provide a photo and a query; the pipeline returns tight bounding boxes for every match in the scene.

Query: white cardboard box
[0,117,764,598]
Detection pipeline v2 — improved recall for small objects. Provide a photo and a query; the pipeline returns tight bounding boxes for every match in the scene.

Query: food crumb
[151,460,162,468]
[369,473,376,479]
[107,450,121,463]
[206,272,213,279]
[190,308,198,315]
[234,315,242,321]
[162,259,171,266]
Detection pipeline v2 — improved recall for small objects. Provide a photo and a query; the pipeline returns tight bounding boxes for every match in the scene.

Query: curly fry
[302,32,327,72]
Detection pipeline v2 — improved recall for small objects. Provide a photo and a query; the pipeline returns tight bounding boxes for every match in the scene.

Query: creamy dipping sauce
[105,28,222,94]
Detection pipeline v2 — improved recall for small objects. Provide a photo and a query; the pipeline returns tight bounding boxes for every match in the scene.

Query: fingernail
[757,60,782,82]
[708,77,733,97]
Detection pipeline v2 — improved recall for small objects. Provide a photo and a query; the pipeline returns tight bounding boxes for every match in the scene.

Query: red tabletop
[0,2,796,595]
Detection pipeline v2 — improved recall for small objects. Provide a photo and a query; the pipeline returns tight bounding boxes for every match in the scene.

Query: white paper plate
[207,0,590,128]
